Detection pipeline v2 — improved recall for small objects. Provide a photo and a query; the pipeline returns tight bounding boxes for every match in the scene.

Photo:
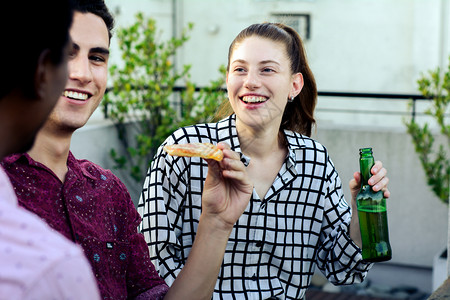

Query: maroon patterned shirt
[2,152,168,300]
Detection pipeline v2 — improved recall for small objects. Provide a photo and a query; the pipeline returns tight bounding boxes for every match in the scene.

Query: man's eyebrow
[90,47,110,56]
[71,42,109,56]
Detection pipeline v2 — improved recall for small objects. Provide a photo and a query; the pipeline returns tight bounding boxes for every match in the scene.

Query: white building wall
[102,0,450,130]
[105,0,449,92]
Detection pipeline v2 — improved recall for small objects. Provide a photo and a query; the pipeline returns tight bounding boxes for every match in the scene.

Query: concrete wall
[71,120,144,203]
[71,121,449,269]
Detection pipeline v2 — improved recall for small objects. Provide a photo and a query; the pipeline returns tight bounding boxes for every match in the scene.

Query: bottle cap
[359,147,373,155]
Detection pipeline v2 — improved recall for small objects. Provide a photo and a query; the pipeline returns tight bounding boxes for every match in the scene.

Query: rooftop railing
[104,87,444,124]
[316,91,427,122]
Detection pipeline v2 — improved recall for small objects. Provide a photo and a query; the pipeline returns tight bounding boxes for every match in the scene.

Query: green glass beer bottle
[356,148,392,262]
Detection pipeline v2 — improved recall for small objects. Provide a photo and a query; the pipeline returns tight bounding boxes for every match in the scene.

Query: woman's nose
[244,71,261,89]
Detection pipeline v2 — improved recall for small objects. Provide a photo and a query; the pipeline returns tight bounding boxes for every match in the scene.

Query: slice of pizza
[163,143,224,161]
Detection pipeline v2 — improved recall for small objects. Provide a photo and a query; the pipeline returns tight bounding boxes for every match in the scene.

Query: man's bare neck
[27,129,73,182]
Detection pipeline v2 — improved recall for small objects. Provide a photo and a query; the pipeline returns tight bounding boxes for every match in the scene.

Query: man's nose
[69,56,93,84]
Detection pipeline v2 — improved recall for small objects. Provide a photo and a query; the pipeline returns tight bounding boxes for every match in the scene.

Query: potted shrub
[404,56,450,291]
[103,13,227,188]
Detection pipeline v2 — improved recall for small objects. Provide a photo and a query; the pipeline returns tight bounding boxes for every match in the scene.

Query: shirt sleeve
[138,139,188,286]
[115,176,169,297]
[315,155,372,285]
[22,249,101,300]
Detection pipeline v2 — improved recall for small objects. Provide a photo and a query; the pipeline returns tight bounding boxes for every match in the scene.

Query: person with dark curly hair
[0,0,101,298]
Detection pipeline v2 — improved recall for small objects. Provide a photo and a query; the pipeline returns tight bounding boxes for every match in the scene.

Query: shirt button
[255,241,263,247]
[251,274,257,281]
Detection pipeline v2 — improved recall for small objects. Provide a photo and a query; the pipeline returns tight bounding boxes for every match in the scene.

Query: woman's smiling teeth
[241,96,267,103]
[63,90,89,101]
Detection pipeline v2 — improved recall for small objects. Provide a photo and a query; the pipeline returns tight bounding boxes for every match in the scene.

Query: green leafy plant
[103,13,227,183]
[404,56,450,204]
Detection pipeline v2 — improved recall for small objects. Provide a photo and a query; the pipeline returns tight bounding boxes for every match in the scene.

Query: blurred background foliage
[103,13,227,183]
[405,56,450,204]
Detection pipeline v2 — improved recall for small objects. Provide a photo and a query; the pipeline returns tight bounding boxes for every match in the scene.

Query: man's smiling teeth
[242,96,267,103]
[63,90,89,101]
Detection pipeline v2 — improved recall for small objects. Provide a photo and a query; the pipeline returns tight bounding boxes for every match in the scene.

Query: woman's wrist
[198,213,234,240]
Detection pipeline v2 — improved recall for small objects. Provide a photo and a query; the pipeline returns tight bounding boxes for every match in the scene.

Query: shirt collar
[216,115,310,169]
[3,151,96,181]
[67,152,97,180]
[217,114,250,167]
[2,153,26,165]
[283,129,308,172]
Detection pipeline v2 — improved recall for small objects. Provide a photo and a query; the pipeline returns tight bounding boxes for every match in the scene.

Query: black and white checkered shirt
[138,114,371,299]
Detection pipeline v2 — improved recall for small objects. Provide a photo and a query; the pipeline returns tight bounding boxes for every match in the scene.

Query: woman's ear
[291,72,304,98]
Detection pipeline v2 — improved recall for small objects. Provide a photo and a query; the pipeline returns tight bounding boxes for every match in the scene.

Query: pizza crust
[163,143,224,161]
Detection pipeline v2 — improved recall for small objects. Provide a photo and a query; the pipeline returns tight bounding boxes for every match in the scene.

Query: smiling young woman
[138,22,391,300]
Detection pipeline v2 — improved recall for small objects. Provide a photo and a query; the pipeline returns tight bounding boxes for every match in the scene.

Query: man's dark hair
[73,0,115,41]
[0,0,75,99]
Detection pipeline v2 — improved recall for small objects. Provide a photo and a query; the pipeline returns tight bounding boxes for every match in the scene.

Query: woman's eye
[234,67,245,72]
[262,68,274,73]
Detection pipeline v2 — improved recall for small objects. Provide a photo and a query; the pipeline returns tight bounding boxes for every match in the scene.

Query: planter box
[433,248,448,291]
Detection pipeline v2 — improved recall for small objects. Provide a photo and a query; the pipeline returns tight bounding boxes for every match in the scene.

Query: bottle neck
[360,156,374,186]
